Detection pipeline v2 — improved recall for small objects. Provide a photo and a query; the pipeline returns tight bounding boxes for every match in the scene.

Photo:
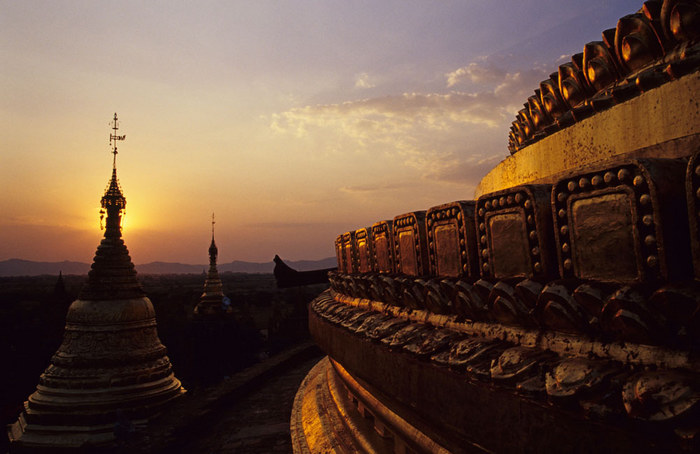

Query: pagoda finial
[209,214,218,266]
[196,214,227,316]
[109,112,126,170]
[82,114,142,300]
[101,114,127,235]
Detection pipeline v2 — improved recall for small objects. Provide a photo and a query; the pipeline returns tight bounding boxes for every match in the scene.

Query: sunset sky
[1,1,641,265]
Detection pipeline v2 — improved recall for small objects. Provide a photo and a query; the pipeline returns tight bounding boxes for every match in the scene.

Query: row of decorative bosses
[336,154,700,287]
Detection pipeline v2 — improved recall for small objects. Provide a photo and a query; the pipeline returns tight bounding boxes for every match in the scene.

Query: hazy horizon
[0,256,335,265]
[0,255,338,277]
[1,1,641,264]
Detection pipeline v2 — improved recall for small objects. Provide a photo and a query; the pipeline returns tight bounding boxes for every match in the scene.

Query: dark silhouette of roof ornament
[7,114,184,450]
[99,113,126,230]
[209,213,218,265]
[81,113,143,301]
[194,213,231,316]
[53,270,67,296]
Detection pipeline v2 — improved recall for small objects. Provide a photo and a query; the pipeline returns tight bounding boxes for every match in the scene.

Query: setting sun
[1,0,642,265]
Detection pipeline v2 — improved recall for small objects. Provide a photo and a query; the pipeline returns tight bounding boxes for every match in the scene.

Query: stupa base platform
[294,290,696,453]
[292,357,453,454]
[7,411,146,453]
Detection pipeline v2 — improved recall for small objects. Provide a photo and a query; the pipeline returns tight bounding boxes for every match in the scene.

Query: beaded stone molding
[329,153,700,351]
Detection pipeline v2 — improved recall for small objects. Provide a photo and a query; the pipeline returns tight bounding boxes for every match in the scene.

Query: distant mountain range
[0,257,338,277]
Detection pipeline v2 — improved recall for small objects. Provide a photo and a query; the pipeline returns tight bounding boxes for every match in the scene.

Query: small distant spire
[196,214,227,316]
[209,213,218,266]
[54,271,66,296]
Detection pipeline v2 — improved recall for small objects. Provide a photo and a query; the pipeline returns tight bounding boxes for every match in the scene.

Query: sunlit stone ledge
[477,72,700,197]
[329,289,697,370]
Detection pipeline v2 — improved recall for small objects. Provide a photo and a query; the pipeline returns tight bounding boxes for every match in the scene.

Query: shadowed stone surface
[182,354,322,453]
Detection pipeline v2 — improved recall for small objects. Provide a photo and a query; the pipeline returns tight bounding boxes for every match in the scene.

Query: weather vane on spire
[100,113,127,232]
[109,113,126,169]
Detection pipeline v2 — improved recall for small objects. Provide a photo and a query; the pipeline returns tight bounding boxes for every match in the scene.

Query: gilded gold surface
[291,356,451,454]
[477,73,700,196]
[291,357,384,454]
[330,359,452,454]
[397,230,418,276]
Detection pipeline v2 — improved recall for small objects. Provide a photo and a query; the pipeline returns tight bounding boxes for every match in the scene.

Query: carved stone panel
[554,159,691,284]
[488,211,531,278]
[571,190,640,281]
[476,185,556,280]
[355,227,374,273]
[341,231,357,274]
[393,212,429,276]
[372,221,395,274]
[427,201,478,278]
[335,235,344,272]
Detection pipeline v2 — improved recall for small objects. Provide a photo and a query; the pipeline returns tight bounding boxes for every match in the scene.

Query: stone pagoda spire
[53,271,67,297]
[194,213,231,316]
[8,114,184,450]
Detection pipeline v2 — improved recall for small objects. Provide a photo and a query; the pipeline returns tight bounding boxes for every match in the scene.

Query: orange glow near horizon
[1,1,642,265]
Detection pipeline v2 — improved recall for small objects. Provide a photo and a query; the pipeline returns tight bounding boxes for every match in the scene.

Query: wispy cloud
[270,59,547,184]
[445,62,507,87]
[422,154,504,184]
[1,214,92,230]
[339,182,413,194]
[354,72,375,89]
[270,89,510,138]
[243,221,348,230]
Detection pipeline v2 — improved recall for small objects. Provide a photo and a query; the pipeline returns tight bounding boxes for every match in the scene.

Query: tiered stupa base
[7,297,184,450]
